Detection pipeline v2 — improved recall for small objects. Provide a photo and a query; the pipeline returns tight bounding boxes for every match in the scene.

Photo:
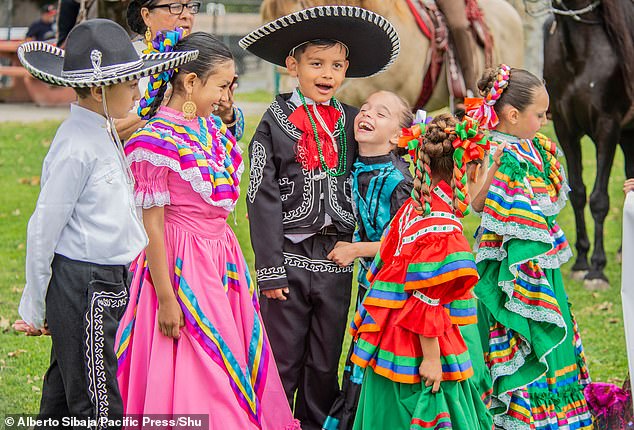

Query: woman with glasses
[115,0,245,141]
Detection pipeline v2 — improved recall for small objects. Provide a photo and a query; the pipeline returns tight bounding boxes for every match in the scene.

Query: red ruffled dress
[350,181,492,430]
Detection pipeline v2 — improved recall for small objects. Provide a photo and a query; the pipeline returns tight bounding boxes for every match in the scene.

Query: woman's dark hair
[127,0,156,35]
[145,32,234,118]
[477,67,543,114]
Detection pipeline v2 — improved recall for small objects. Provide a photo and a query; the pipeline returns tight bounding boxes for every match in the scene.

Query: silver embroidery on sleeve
[284,252,353,273]
[256,266,287,282]
[247,140,266,204]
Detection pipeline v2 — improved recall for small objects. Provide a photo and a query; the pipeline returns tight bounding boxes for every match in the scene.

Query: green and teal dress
[350,182,493,430]
[474,131,593,429]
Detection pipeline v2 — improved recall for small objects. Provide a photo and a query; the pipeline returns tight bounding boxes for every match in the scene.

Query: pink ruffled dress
[115,106,299,429]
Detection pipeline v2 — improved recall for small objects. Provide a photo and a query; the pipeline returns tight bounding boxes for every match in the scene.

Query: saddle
[404,0,494,109]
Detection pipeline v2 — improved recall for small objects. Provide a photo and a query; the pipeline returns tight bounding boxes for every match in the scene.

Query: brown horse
[544,0,634,289]
[261,0,524,111]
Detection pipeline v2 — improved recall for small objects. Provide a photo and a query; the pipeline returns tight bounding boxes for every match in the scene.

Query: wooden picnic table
[0,40,31,102]
[0,39,76,106]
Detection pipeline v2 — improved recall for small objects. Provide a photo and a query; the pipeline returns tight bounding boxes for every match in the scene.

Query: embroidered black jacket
[247,93,359,290]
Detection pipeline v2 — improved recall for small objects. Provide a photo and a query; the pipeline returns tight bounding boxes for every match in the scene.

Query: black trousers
[36,254,128,430]
[323,284,368,430]
[260,233,353,430]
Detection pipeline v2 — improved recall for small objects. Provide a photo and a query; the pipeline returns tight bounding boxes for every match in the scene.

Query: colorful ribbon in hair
[138,27,187,119]
[465,64,511,130]
[450,117,490,217]
[451,117,489,165]
[398,110,430,159]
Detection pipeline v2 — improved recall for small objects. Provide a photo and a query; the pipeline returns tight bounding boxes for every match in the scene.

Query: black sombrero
[239,6,399,78]
[18,19,198,88]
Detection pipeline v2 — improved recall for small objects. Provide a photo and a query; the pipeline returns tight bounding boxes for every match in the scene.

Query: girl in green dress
[469,65,593,430]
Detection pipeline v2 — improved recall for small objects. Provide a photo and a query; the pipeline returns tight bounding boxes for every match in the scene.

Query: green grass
[234,89,274,104]
[0,119,628,414]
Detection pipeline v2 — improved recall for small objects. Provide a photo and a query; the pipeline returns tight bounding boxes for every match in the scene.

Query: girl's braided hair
[412,113,458,216]
[412,114,469,218]
[477,66,543,114]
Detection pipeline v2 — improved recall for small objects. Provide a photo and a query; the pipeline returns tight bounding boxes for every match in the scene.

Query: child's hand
[624,179,634,194]
[327,242,356,268]
[262,287,289,301]
[419,358,442,393]
[13,320,50,336]
[214,77,238,123]
[492,142,508,168]
[157,298,185,339]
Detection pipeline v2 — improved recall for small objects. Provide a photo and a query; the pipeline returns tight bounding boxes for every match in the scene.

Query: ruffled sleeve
[396,234,479,337]
[125,112,243,210]
[130,161,170,208]
[530,133,570,216]
[481,149,552,249]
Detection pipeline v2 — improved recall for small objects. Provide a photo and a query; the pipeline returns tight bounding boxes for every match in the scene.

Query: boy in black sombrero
[13,19,196,427]
[240,7,399,429]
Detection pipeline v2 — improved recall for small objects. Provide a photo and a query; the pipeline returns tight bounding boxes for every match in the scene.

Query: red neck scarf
[289,103,342,171]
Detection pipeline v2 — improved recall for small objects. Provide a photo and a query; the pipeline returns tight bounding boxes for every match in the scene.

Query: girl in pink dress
[115,32,299,429]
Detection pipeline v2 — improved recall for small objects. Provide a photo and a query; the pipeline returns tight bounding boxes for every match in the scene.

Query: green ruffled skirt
[353,367,492,430]
[476,262,593,430]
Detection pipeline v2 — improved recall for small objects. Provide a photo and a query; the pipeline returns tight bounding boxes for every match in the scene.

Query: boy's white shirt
[19,103,148,329]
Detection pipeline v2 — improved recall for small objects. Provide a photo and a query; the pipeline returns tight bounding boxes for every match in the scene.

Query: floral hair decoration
[398,110,430,159]
[465,64,511,130]
[449,117,490,217]
[138,27,187,120]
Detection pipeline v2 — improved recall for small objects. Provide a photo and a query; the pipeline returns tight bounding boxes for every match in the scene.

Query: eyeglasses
[149,2,201,15]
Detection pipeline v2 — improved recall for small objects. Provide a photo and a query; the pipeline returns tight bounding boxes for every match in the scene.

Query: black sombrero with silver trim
[239,6,399,78]
[18,19,198,88]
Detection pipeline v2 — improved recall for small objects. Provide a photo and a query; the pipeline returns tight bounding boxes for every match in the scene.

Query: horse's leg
[585,122,621,290]
[620,130,634,179]
[554,119,590,277]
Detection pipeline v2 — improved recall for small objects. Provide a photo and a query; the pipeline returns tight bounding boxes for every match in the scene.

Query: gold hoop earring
[182,93,197,120]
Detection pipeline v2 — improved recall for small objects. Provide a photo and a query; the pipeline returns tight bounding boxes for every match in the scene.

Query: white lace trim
[537,247,573,268]
[127,149,241,211]
[413,290,439,306]
[476,243,573,269]
[134,190,171,208]
[487,332,531,382]
[493,412,532,430]
[501,280,567,328]
[533,183,570,217]
[480,214,553,244]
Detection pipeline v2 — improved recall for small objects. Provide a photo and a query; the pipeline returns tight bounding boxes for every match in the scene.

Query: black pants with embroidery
[36,254,128,430]
[260,233,353,430]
